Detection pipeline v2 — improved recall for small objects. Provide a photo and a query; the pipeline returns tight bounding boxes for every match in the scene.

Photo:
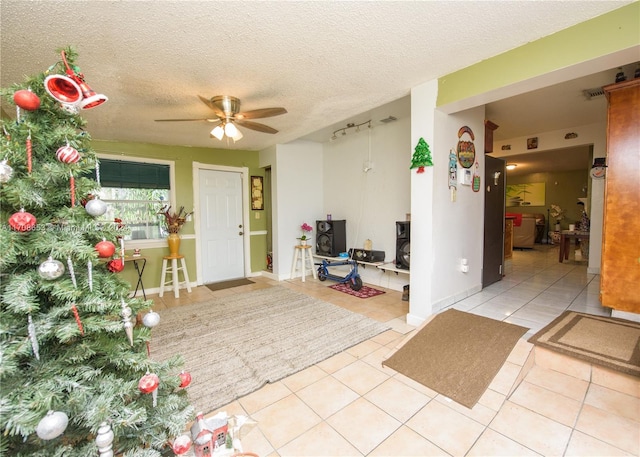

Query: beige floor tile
[281,365,328,393]
[584,383,640,422]
[523,365,589,402]
[507,338,535,366]
[326,398,401,455]
[332,360,389,396]
[405,399,485,456]
[392,372,439,398]
[369,425,450,456]
[316,351,358,374]
[488,361,523,396]
[489,401,572,456]
[508,381,582,427]
[565,430,634,457]
[296,376,360,419]
[435,394,497,426]
[238,382,292,415]
[533,347,591,381]
[364,377,431,423]
[478,388,506,412]
[591,364,640,398]
[467,428,540,456]
[277,422,362,457]
[360,345,395,373]
[237,426,276,457]
[251,394,322,450]
[575,403,640,455]
[345,339,382,359]
[370,329,404,346]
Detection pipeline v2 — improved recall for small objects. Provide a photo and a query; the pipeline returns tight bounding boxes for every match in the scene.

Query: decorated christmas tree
[0,47,193,456]
[410,137,434,173]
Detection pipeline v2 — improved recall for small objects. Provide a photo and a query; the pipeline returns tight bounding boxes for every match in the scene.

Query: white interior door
[198,168,245,283]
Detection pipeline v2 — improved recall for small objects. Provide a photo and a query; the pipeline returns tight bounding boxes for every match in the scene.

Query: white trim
[192,162,251,286]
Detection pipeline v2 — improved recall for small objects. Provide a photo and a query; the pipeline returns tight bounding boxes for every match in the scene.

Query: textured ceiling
[0,0,633,153]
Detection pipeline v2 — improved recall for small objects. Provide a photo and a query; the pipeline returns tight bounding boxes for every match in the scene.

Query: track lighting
[330,120,371,141]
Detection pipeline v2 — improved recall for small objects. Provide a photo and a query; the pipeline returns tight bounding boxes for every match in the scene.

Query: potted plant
[297,222,313,246]
[549,204,565,231]
[158,205,193,256]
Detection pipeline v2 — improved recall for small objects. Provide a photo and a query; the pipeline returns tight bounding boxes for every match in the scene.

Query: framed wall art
[251,176,264,210]
[506,182,546,207]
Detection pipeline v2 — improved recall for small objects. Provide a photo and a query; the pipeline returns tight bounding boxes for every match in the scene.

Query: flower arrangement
[158,205,193,234]
[298,222,313,241]
[549,204,565,221]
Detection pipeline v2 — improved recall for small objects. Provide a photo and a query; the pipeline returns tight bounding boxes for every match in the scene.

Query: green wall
[90,139,268,290]
[437,3,640,107]
[506,170,590,229]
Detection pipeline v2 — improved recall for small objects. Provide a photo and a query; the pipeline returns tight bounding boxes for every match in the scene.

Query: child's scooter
[316,257,363,291]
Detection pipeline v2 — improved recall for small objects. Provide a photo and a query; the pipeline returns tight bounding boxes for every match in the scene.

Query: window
[93,155,175,243]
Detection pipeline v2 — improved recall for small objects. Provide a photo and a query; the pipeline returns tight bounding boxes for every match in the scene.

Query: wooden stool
[159,255,192,298]
[290,245,317,282]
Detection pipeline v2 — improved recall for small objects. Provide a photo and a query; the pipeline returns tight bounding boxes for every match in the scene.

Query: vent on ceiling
[379,116,397,123]
[583,87,605,100]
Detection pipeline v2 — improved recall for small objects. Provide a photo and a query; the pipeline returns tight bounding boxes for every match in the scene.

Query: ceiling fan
[155,95,287,142]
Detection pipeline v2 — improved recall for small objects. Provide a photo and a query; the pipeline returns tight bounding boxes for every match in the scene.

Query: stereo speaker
[396,221,410,269]
[316,220,346,257]
[348,248,385,263]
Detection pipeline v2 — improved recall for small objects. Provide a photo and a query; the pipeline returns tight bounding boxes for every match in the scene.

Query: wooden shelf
[377,263,410,275]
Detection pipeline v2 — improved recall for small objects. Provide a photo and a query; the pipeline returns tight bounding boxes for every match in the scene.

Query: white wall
[321,116,412,290]
[260,140,324,279]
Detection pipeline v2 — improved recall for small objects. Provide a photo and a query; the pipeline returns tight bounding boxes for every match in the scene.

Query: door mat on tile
[528,311,640,377]
[329,283,385,299]
[205,278,254,292]
[382,309,527,408]
[150,286,389,415]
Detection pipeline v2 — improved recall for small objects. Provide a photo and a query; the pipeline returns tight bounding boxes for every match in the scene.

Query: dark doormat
[205,278,254,292]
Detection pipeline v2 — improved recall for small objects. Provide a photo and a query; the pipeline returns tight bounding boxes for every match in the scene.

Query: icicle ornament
[88,260,93,291]
[28,314,40,360]
[67,256,77,288]
[121,298,133,346]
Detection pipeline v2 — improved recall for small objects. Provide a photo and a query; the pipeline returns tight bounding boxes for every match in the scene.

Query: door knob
[238,224,243,228]
[239,231,244,236]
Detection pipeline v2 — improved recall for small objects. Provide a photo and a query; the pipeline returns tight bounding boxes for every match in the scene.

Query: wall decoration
[472,162,481,192]
[251,176,264,210]
[410,137,433,173]
[590,157,607,179]
[501,144,511,150]
[506,182,546,206]
[527,137,538,150]
[456,126,475,168]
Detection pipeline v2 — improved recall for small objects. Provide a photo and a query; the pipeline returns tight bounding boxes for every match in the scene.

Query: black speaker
[316,220,346,257]
[396,221,410,269]
[349,248,385,263]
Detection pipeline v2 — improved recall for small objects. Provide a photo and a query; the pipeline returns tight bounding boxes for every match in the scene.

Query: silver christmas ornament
[95,422,115,457]
[38,256,65,280]
[85,197,107,217]
[36,410,68,440]
[0,159,13,183]
[142,310,160,328]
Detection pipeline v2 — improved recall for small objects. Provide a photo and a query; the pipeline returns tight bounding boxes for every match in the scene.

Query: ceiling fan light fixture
[224,122,239,138]
[231,129,243,142]
[211,125,224,140]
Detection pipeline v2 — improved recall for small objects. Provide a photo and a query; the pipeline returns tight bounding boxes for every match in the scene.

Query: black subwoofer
[348,248,385,263]
[396,221,410,269]
[316,220,346,257]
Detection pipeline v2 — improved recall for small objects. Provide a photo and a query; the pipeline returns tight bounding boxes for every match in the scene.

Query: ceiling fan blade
[154,118,219,122]
[236,107,287,120]
[198,95,225,117]
[235,119,278,134]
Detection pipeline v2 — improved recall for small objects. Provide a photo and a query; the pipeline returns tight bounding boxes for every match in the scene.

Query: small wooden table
[559,231,590,262]
[123,255,147,299]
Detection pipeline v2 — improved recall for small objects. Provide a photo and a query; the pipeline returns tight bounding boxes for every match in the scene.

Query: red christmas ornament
[95,239,116,258]
[107,258,124,273]
[138,373,160,394]
[179,370,192,388]
[56,145,80,164]
[13,89,41,111]
[8,209,37,232]
[172,434,192,455]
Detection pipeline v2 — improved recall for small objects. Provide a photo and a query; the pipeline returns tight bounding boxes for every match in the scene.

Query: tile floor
[150,246,640,456]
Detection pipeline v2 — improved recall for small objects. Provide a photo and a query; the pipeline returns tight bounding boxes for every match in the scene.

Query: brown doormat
[382,309,528,408]
[528,311,640,377]
[205,278,254,291]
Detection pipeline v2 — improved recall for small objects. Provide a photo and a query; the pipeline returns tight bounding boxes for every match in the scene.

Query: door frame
[192,162,251,285]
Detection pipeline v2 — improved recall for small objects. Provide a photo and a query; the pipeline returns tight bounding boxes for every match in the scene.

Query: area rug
[528,311,640,377]
[329,283,385,299]
[382,309,528,408]
[205,278,254,292]
[150,286,389,414]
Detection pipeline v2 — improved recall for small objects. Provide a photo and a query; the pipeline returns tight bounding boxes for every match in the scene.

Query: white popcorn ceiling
[0,1,634,152]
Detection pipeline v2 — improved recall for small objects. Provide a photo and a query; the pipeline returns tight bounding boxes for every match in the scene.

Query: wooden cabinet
[600,79,640,313]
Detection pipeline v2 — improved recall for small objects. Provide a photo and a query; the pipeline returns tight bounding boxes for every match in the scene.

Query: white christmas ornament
[142,310,160,328]
[0,159,13,183]
[38,256,65,280]
[95,422,115,457]
[85,197,107,217]
[121,299,133,346]
[36,410,68,440]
